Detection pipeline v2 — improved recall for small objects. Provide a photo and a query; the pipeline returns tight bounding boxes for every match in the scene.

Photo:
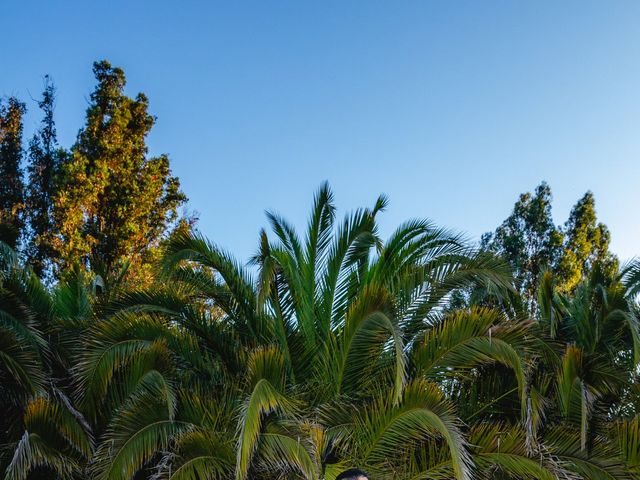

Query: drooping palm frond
[546,427,630,480]
[411,307,531,420]
[236,346,295,480]
[0,257,48,405]
[0,240,19,276]
[355,379,473,480]
[74,310,201,424]
[91,371,188,480]
[336,284,405,404]
[257,430,318,480]
[4,431,81,480]
[5,396,92,480]
[161,429,234,480]
[615,416,640,478]
[151,387,238,480]
[0,304,46,399]
[162,232,267,342]
[396,250,515,342]
[468,423,563,480]
[622,259,640,300]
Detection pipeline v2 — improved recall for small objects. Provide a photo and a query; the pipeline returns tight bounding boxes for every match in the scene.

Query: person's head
[336,469,369,480]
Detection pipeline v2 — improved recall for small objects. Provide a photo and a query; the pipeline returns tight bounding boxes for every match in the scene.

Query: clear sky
[2,1,639,262]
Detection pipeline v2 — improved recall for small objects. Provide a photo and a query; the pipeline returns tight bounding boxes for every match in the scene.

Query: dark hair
[336,469,369,480]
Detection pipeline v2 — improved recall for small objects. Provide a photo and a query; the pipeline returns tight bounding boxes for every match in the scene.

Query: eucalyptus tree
[482,183,617,306]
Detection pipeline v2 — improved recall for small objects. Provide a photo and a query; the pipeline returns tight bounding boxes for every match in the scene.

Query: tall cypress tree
[0,97,26,249]
[52,60,187,277]
[25,77,63,277]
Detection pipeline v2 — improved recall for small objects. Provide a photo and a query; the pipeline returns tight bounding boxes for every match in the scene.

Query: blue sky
[2,1,639,261]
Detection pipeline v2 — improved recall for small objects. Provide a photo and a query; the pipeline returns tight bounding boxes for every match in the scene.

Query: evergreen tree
[0,97,26,249]
[482,182,564,300]
[483,183,617,302]
[557,191,618,291]
[52,60,187,277]
[25,77,63,277]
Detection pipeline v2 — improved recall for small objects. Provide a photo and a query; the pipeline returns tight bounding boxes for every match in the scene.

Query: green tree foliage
[24,77,64,278]
[557,191,618,292]
[483,183,617,303]
[0,98,26,248]
[51,60,187,277]
[482,182,563,300]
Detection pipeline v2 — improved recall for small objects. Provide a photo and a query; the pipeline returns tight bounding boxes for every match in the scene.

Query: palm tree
[0,244,93,480]
[72,183,546,480]
[5,185,639,480]
[518,264,640,479]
